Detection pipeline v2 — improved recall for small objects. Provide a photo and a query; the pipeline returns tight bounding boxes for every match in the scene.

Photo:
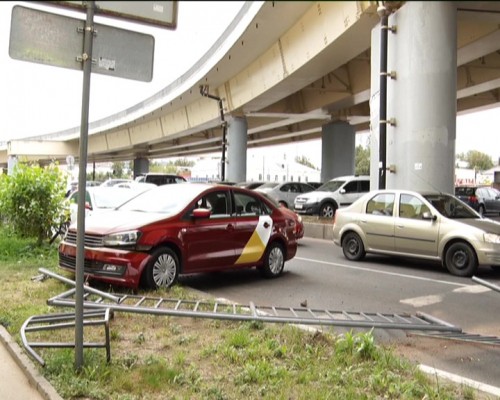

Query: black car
[455,186,500,216]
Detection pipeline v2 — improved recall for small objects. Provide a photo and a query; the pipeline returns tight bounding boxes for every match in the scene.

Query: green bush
[0,162,68,245]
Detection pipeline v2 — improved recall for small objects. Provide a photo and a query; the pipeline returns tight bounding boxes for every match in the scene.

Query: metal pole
[378,11,388,189]
[200,86,226,181]
[220,98,227,181]
[75,0,95,370]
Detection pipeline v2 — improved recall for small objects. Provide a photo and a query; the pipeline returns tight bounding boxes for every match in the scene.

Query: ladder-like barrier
[23,268,500,365]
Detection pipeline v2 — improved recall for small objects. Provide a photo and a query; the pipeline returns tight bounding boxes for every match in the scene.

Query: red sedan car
[59,183,299,289]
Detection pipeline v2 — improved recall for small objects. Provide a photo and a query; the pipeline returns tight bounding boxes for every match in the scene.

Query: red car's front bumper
[58,242,151,289]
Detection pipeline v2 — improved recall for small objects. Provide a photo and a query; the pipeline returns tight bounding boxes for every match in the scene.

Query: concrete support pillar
[321,121,355,182]
[133,157,149,179]
[226,116,247,183]
[370,2,457,192]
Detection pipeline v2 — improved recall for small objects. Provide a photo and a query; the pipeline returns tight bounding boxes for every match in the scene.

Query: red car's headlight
[102,230,141,247]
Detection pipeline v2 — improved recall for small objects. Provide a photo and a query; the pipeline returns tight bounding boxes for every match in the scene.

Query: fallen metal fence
[24,268,500,365]
[21,309,112,366]
[40,268,461,332]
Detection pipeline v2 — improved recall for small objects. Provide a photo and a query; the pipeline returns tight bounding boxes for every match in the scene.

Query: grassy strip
[0,228,479,399]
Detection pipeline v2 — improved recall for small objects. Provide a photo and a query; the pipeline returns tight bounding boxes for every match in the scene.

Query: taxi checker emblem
[235,215,273,264]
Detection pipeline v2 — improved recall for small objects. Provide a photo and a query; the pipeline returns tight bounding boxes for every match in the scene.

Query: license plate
[295,204,303,210]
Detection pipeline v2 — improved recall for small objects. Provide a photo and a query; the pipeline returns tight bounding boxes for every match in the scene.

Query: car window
[69,190,91,205]
[280,184,291,192]
[359,180,370,192]
[343,181,358,193]
[233,192,268,216]
[424,193,477,219]
[366,193,395,216]
[299,183,312,192]
[317,180,345,192]
[203,191,229,217]
[455,187,475,196]
[285,184,300,193]
[399,194,429,219]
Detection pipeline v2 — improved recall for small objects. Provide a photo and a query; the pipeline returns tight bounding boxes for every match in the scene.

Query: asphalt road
[183,236,500,392]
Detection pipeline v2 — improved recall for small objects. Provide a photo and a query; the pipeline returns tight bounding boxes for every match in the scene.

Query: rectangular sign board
[9,5,155,82]
[46,1,177,29]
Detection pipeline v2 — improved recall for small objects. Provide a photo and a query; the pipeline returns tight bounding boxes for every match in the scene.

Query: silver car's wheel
[342,232,366,261]
[143,248,179,289]
[260,242,285,278]
[319,202,336,218]
[444,242,477,277]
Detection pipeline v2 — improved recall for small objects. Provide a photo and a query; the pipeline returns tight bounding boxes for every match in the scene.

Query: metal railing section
[20,309,112,366]
[40,268,462,333]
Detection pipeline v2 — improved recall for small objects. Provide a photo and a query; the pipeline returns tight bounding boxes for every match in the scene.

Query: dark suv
[135,173,187,186]
[455,186,500,216]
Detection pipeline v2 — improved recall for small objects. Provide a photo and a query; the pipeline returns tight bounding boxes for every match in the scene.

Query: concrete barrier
[303,223,333,241]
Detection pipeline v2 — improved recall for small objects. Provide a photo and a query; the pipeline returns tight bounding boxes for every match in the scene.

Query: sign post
[73,0,95,370]
[9,0,177,370]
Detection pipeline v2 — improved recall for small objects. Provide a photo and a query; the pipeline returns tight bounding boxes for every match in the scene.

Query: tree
[459,150,493,171]
[111,161,125,178]
[174,158,195,167]
[355,145,370,175]
[295,155,318,170]
[0,162,68,245]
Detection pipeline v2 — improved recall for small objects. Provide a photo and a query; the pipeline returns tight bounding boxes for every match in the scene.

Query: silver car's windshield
[317,180,345,192]
[423,193,479,219]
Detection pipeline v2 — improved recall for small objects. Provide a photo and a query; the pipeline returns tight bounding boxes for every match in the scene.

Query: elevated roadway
[2,1,500,167]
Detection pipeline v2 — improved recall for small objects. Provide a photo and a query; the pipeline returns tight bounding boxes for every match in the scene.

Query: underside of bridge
[2,1,500,167]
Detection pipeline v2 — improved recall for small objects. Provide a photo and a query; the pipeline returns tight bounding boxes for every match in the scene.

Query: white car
[294,175,370,218]
[255,181,316,208]
[67,185,154,224]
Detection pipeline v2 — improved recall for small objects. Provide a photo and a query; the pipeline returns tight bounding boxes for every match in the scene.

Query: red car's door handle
[226,224,234,231]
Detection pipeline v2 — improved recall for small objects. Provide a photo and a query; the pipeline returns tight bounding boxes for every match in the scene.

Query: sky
[1,1,499,168]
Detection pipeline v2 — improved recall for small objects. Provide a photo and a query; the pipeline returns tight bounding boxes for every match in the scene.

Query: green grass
[0,227,486,399]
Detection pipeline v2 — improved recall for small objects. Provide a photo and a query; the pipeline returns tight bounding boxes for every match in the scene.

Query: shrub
[0,162,68,245]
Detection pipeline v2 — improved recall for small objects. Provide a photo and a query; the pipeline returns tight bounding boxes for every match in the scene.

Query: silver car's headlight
[306,196,320,204]
[484,233,500,244]
[103,231,141,246]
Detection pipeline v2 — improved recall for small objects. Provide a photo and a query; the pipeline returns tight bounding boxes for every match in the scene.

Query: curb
[0,325,64,400]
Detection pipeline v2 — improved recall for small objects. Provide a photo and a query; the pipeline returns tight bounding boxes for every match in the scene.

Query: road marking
[400,295,443,307]
[295,257,469,287]
[453,285,491,294]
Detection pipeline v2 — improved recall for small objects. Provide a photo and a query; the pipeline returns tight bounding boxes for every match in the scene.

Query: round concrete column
[133,157,149,179]
[321,121,355,182]
[386,2,457,192]
[226,116,247,183]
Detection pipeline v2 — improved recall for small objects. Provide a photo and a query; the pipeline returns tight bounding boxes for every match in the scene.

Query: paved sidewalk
[0,325,63,400]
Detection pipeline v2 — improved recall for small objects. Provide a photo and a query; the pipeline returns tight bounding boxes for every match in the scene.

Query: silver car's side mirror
[422,211,437,221]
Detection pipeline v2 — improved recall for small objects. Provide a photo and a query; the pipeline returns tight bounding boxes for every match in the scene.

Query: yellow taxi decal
[235,215,273,264]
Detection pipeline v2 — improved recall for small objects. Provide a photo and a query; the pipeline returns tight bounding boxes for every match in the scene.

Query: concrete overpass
[2,1,500,189]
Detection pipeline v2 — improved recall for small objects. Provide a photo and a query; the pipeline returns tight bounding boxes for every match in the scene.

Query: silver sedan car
[332,189,500,276]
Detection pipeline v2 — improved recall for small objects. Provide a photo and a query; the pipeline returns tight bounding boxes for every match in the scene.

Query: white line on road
[400,294,443,307]
[295,257,470,288]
